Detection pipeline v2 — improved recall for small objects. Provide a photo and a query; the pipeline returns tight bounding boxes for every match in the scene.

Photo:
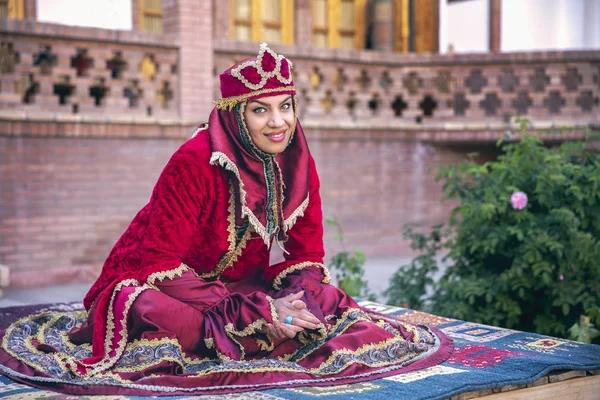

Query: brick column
[23,0,36,20]
[295,0,312,46]
[213,0,230,40]
[131,0,140,31]
[371,0,394,51]
[162,0,178,36]
[489,0,501,53]
[176,0,214,122]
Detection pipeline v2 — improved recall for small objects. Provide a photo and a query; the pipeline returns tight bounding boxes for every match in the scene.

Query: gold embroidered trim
[204,337,215,350]
[266,295,279,322]
[224,316,271,361]
[210,151,271,245]
[216,86,297,111]
[105,334,415,379]
[1,306,433,382]
[200,183,237,279]
[219,295,278,360]
[399,321,421,343]
[71,279,139,370]
[297,322,328,345]
[2,310,91,376]
[254,297,277,352]
[147,263,192,285]
[1,282,152,378]
[255,337,275,352]
[363,310,421,344]
[283,194,309,232]
[2,311,58,371]
[104,283,150,372]
[127,337,210,364]
[277,307,369,362]
[233,43,293,89]
[313,336,415,374]
[209,122,309,245]
[68,280,150,377]
[271,262,331,290]
[87,282,151,377]
[110,337,211,374]
[200,183,253,280]
[92,280,137,366]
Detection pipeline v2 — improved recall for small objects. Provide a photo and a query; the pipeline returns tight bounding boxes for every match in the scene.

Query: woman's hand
[264,291,321,339]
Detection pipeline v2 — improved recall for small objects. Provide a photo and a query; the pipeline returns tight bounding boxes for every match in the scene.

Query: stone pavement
[0,257,416,308]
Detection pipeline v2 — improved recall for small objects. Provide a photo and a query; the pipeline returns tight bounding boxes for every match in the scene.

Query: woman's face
[243,94,294,154]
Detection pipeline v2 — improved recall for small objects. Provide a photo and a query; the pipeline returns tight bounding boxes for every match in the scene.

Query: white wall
[440,0,490,53]
[502,0,600,51]
[36,0,132,30]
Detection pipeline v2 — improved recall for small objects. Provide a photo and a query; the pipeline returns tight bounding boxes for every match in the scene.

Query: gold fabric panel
[231,0,293,44]
[263,0,282,43]
[313,0,365,49]
[413,0,438,53]
[2,0,24,19]
[312,0,328,47]
[139,0,163,34]
[393,0,409,53]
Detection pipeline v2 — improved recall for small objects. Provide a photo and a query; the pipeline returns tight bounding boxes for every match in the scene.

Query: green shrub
[386,127,600,342]
[326,217,376,301]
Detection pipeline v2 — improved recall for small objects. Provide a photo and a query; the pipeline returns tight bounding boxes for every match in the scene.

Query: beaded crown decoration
[216,43,295,111]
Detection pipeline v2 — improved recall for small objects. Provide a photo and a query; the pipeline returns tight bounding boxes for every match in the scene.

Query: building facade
[1,0,599,288]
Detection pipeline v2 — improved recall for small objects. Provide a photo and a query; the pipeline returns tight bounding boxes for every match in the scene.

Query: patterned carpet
[1,300,599,399]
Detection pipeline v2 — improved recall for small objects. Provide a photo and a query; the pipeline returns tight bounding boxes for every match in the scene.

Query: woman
[0,43,452,396]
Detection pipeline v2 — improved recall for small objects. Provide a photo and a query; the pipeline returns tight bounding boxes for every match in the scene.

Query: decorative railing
[214,39,600,135]
[1,26,598,138]
[0,19,179,123]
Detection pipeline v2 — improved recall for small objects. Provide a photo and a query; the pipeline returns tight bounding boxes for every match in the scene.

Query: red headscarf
[200,43,311,246]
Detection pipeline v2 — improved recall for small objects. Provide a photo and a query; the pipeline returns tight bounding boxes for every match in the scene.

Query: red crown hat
[216,43,295,111]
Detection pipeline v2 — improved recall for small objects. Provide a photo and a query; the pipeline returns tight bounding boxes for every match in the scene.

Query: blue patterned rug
[1,300,599,399]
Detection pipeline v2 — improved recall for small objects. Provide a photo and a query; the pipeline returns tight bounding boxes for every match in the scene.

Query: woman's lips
[265,129,287,143]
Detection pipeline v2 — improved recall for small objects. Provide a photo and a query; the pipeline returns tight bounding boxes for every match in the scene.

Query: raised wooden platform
[454,369,600,400]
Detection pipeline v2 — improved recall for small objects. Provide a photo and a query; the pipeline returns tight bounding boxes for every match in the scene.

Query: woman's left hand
[263,320,302,338]
[264,291,321,338]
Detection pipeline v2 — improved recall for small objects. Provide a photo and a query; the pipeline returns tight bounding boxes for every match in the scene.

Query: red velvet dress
[0,131,452,396]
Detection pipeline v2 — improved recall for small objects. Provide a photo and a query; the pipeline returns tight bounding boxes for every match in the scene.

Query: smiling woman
[244,94,295,154]
[0,43,452,396]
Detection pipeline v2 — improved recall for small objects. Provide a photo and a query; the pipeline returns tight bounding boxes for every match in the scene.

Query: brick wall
[0,135,183,287]
[309,131,500,257]
[0,126,493,288]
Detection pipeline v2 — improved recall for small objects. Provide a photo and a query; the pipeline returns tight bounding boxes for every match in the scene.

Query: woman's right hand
[264,291,321,339]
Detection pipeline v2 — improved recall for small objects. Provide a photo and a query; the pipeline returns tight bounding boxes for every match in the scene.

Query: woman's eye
[281,103,291,110]
[252,107,266,113]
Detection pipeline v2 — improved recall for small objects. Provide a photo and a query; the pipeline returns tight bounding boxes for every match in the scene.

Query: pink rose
[511,191,528,210]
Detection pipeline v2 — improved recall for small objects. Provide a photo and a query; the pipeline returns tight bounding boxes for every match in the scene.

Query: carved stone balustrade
[214,39,600,141]
[0,18,181,131]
